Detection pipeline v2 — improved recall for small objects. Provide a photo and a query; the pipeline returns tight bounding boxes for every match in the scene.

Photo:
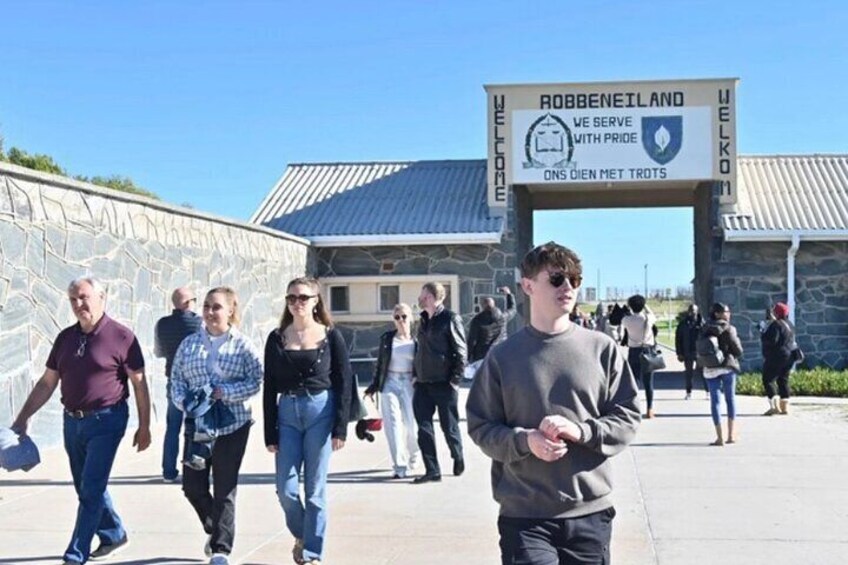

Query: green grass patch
[737,368,848,398]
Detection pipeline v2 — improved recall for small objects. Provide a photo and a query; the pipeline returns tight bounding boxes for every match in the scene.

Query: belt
[64,404,122,419]
[282,387,325,397]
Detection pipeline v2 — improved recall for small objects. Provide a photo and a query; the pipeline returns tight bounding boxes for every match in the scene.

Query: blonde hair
[393,303,413,317]
[206,286,240,326]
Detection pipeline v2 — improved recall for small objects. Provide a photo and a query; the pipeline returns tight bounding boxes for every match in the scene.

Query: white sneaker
[204,535,213,558]
[209,554,229,565]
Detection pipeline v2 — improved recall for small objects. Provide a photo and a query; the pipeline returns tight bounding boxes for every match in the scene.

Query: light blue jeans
[706,371,737,426]
[275,390,335,562]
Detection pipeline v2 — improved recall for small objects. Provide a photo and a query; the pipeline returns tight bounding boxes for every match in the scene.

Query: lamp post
[644,264,648,297]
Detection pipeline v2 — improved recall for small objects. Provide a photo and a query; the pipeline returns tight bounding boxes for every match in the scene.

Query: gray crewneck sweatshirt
[466,323,641,518]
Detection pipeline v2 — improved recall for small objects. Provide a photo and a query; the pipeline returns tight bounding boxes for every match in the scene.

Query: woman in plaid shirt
[171,286,263,565]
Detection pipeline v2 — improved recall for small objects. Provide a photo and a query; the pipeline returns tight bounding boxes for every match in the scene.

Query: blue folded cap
[0,427,41,472]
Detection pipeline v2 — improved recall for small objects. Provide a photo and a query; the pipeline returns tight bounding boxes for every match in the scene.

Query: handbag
[639,314,666,372]
[640,345,667,372]
[348,374,369,423]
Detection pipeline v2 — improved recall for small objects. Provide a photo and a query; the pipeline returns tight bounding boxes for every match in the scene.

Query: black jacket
[154,310,202,377]
[761,319,794,365]
[675,313,704,358]
[467,293,516,363]
[702,319,744,372]
[263,327,353,443]
[414,306,468,385]
[366,329,417,394]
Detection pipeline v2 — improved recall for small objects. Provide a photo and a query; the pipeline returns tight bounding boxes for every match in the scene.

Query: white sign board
[485,79,738,209]
[511,107,712,184]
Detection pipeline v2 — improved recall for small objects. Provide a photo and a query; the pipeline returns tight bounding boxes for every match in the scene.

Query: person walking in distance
[154,286,202,482]
[698,303,743,446]
[467,286,516,365]
[675,303,705,400]
[412,282,468,484]
[467,242,640,565]
[12,276,151,565]
[364,303,420,479]
[621,295,659,418]
[761,302,797,416]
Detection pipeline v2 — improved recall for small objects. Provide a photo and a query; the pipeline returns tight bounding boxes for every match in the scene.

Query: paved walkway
[2,364,848,564]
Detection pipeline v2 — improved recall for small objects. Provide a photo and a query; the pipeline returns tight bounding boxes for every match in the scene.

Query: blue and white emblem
[641,116,682,165]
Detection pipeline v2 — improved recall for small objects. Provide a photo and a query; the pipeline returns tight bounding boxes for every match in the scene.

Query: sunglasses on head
[547,271,582,289]
[393,314,408,321]
[285,294,316,305]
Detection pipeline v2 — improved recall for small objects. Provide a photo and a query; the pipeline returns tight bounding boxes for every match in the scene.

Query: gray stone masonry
[0,163,309,448]
[713,239,848,370]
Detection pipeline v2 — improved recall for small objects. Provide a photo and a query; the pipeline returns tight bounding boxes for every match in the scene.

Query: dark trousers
[627,348,654,411]
[682,357,706,394]
[762,360,792,399]
[182,422,250,556]
[412,382,463,476]
[498,507,616,565]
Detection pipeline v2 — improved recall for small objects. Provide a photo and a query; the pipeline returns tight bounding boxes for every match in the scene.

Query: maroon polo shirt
[46,314,145,412]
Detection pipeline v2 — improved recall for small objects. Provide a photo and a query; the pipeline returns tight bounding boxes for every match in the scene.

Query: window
[329,285,350,312]
[379,285,400,312]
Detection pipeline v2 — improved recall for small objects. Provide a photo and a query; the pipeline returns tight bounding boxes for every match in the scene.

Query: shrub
[737,368,848,398]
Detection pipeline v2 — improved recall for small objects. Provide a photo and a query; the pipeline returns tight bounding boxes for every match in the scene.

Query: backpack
[696,332,725,368]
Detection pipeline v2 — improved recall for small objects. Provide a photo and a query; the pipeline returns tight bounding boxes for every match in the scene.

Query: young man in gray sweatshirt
[466,241,641,565]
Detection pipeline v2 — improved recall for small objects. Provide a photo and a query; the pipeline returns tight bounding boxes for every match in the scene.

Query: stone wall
[713,239,848,370]
[0,163,309,448]
[314,239,521,362]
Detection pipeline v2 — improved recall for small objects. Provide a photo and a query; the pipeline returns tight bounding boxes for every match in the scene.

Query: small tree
[5,147,66,175]
[75,174,158,200]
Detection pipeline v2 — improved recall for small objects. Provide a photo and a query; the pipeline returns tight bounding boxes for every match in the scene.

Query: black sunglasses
[393,314,408,321]
[285,294,316,305]
[548,271,582,289]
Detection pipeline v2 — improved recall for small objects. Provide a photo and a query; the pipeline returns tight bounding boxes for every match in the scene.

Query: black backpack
[696,331,725,368]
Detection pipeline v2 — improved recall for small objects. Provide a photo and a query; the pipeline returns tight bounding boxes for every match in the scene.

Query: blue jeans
[62,402,128,563]
[162,387,184,480]
[706,371,737,426]
[275,390,335,562]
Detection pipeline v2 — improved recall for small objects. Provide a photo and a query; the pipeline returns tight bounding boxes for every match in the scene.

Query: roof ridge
[285,159,487,168]
[738,153,848,159]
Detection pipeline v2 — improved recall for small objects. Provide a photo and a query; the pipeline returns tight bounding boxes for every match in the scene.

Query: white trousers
[381,372,419,477]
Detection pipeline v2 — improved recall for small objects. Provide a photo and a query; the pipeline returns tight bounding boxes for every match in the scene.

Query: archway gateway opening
[486,78,737,311]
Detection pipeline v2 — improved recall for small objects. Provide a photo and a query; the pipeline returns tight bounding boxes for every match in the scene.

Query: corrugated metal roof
[723,155,848,235]
[251,160,501,241]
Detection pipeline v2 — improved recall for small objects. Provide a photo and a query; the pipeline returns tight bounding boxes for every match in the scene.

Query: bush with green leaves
[737,368,848,398]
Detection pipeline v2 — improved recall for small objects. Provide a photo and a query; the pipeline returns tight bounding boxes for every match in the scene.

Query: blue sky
[2,1,846,293]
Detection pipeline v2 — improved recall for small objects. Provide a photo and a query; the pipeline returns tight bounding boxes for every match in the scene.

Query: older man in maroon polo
[12,276,151,565]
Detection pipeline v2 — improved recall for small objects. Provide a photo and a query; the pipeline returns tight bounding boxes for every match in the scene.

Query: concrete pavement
[2,367,848,565]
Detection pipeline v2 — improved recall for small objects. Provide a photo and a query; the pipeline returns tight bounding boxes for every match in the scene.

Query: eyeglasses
[286,294,316,305]
[76,335,88,358]
[393,314,408,321]
[548,271,583,289]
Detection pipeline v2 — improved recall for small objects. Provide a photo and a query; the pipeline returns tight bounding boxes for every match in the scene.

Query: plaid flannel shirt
[171,327,262,436]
